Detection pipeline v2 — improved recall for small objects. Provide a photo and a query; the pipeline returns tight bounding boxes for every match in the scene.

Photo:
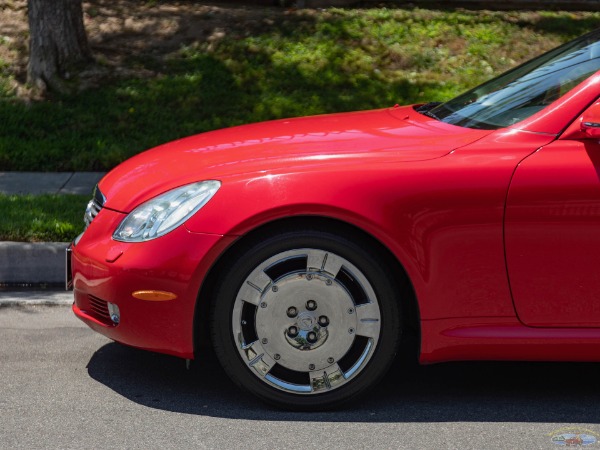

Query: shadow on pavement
[87,342,600,422]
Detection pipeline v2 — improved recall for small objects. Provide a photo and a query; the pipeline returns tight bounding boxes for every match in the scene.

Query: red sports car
[69,29,600,410]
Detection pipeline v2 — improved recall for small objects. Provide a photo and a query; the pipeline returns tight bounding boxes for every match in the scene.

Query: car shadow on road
[87,342,600,422]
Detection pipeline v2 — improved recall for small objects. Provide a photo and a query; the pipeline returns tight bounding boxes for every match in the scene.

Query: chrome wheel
[231,248,382,394]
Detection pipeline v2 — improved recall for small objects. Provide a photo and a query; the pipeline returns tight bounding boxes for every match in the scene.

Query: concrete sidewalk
[0,172,106,287]
[0,171,105,195]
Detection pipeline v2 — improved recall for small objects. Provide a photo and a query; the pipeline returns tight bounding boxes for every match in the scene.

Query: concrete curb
[0,172,104,293]
[0,242,69,285]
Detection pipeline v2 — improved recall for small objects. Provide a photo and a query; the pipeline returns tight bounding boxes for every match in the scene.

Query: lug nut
[306,300,317,311]
[272,285,278,292]
[260,302,267,308]
[306,274,313,280]
[326,279,333,286]
[327,357,334,364]
[347,307,354,314]
[309,364,315,370]
[287,306,298,318]
[274,354,281,360]
[307,331,318,343]
[288,326,299,338]
[348,328,355,334]
[262,338,268,344]
[318,315,329,327]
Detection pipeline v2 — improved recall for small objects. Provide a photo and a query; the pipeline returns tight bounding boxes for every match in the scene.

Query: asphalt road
[1,301,600,449]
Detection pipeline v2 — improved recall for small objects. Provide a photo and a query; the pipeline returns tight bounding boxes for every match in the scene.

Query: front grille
[88,295,112,325]
[84,185,105,228]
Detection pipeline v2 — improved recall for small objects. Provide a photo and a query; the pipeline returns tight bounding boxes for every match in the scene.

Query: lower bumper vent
[88,295,113,326]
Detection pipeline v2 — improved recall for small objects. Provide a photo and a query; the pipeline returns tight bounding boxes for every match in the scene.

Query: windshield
[423,29,600,130]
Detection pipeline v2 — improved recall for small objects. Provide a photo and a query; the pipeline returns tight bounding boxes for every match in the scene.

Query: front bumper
[70,207,235,359]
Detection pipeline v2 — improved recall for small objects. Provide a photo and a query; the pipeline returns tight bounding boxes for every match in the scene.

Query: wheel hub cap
[255,272,356,369]
[231,248,381,394]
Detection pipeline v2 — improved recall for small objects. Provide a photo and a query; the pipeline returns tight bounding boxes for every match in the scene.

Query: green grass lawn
[0,194,87,242]
[1,7,599,171]
[0,6,599,241]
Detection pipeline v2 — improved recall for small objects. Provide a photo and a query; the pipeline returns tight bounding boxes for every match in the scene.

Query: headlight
[113,180,221,242]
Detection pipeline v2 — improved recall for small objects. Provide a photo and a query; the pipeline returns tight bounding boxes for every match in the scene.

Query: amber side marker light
[132,290,178,301]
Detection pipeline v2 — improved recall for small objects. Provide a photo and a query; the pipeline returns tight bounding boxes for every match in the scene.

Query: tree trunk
[27,0,92,93]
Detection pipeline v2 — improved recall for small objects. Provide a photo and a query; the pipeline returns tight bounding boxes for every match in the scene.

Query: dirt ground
[0,0,288,93]
[1,0,597,95]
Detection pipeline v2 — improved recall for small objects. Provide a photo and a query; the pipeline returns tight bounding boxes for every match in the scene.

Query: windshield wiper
[415,102,442,119]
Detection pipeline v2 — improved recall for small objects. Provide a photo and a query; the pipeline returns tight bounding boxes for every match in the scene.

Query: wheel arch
[193,215,420,357]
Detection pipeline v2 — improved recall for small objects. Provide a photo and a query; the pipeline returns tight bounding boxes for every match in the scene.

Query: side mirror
[580,102,600,139]
[581,120,600,138]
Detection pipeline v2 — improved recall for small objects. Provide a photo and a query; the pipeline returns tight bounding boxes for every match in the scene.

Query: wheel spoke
[236,269,272,306]
[307,249,343,277]
[242,340,276,378]
[355,302,381,338]
[309,363,345,392]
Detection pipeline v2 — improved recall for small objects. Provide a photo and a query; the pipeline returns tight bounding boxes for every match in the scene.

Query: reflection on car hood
[100,106,490,212]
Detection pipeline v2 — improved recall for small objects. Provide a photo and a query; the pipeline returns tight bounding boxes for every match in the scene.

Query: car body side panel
[505,138,600,327]
[421,317,600,364]
[186,130,556,322]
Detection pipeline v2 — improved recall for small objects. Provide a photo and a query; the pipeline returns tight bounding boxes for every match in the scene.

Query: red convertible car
[69,29,600,409]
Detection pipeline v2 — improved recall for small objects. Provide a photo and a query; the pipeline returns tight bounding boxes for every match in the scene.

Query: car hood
[99,106,490,212]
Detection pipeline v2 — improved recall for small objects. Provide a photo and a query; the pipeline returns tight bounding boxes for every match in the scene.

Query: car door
[505,101,600,327]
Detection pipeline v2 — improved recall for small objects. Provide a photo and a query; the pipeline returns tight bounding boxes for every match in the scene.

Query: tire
[210,229,401,410]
